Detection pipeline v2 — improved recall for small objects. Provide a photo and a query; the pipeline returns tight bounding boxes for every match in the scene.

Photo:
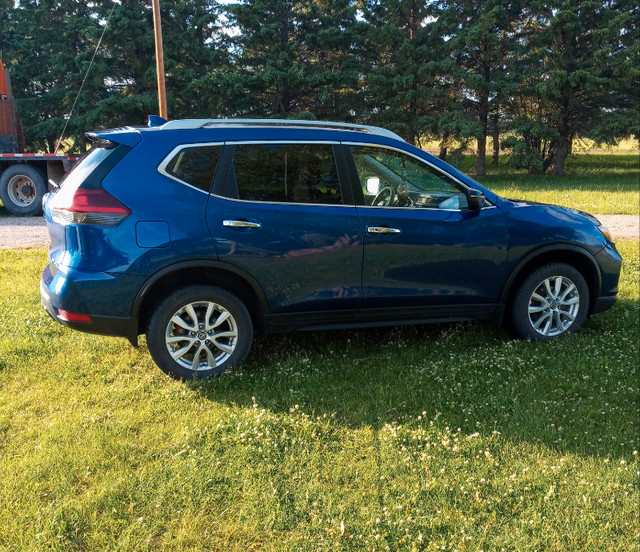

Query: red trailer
[0,57,77,216]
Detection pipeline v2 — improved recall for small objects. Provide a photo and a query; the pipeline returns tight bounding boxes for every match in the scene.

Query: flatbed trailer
[1,57,78,216]
[0,152,78,216]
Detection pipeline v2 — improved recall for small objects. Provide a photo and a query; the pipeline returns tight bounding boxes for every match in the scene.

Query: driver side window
[351,146,468,209]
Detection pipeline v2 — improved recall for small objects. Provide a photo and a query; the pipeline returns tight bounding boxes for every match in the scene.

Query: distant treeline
[0,0,637,174]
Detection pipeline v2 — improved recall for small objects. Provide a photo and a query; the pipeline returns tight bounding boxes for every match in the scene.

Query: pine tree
[89,0,224,128]
[435,0,520,175]
[223,0,361,120]
[5,0,102,152]
[360,0,449,145]
[504,1,638,175]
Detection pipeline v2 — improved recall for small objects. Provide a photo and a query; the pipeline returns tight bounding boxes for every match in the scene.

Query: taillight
[51,188,131,226]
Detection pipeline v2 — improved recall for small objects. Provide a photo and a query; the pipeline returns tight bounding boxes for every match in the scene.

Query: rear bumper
[40,264,140,346]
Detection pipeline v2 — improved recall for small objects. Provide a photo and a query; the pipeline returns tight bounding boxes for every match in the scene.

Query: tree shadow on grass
[192,298,639,459]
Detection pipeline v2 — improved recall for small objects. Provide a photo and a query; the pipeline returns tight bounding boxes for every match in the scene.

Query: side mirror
[467,188,485,211]
[366,177,380,195]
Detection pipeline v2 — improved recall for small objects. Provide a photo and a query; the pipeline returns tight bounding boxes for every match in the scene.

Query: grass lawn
[0,239,638,551]
[462,153,639,216]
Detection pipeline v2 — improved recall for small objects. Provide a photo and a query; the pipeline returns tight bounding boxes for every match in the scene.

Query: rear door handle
[223,220,262,229]
[367,226,401,234]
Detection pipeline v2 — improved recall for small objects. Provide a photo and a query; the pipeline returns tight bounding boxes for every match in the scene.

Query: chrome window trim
[157,141,225,194]
[210,193,356,209]
[157,139,496,211]
[158,140,346,201]
[356,203,497,212]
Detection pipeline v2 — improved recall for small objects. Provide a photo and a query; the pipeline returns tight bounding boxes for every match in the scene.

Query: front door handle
[223,220,262,229]
[367,226,401,234]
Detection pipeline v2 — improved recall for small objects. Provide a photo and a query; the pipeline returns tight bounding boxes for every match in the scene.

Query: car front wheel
[147,286,253,379]
[511,263,590,341]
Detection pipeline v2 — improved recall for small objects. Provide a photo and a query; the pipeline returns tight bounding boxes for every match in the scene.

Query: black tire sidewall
[0,164,46,216]
[511,263,590,341]
[147,285,253,380]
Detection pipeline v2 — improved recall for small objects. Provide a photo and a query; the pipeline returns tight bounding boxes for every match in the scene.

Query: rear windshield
[56,147,115,191]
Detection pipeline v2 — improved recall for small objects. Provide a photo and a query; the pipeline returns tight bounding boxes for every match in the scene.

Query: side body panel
[355,205,509,308]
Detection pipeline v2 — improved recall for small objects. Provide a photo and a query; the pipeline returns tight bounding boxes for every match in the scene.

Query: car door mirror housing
[366,177,381,195]
[467,189,485,210]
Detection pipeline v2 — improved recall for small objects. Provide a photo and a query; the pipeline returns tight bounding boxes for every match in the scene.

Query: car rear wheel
[147,286,253,379]
[511,263,589,341]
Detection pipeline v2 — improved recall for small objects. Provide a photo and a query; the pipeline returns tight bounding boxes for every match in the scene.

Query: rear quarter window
[163,145,222,192]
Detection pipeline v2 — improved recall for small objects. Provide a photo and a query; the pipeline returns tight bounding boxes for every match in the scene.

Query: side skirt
[263,304,500,333]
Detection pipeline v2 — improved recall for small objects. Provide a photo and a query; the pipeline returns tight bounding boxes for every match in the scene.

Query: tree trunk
[405,130,416,145]
[543,139,555,173]
[475,94,489,176]
[551,94,571,176]
[551,134,567,176]
[475,135,486,176]
[491,112,499,164]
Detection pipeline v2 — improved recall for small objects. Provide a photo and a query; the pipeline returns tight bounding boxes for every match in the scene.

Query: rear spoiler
[85,128,142,149]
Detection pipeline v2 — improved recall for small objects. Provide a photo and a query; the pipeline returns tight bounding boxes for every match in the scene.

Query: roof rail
[160,118,405,142]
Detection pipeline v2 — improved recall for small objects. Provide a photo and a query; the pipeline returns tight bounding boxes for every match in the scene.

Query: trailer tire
[0,164,46,216]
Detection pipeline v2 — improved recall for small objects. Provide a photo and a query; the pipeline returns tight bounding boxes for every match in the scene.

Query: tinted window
[57,147,114,190]
[231,144,341,204]
[165,145,222,192]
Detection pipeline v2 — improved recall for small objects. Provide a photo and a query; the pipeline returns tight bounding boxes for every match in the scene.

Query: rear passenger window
[164,145,221,192]
[230,144,342,204]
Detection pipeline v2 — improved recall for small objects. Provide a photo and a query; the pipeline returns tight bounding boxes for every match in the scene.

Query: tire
[511,263,590,341]
[0,164,47,216]
[146,286,253,380]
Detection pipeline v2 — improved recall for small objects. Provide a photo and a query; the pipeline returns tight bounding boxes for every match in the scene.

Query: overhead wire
[54,1,118,153]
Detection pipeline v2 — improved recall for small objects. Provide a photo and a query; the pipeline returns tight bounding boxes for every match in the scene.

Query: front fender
[498,243,602,321]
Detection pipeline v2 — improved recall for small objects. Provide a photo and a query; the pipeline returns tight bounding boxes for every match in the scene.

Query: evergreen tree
[0,0,13,55]
[162,0,227,119]
[223,0,361,120]
[87,0,224,129]
[436,0,520,175]
[579,0,639,146]
[360,0,449,145]
[2,0,636,161]
[5,0,102,152]
[504,1,638,175]
[4,0,225,151]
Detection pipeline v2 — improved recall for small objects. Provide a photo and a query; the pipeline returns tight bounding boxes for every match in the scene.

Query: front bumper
[591,295,617,315]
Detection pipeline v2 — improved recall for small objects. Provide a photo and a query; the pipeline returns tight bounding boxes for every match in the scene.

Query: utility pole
[151,0,167,119]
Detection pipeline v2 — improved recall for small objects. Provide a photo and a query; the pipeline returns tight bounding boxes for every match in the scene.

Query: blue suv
[40,118,622,379]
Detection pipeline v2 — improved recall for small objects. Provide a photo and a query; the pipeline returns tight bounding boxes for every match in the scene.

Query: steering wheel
[372,186,396,206]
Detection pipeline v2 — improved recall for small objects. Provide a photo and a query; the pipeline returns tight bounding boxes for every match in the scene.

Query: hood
[503,197,601,226]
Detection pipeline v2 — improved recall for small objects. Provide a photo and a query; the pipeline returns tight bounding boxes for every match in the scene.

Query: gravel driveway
[0,214,638,249]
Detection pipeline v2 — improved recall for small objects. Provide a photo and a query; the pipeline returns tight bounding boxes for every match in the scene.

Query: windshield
[55,147,114,192]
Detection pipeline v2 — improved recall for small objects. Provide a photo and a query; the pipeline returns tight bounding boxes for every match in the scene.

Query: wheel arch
[499,244,602,324]
[132,260,269,335]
